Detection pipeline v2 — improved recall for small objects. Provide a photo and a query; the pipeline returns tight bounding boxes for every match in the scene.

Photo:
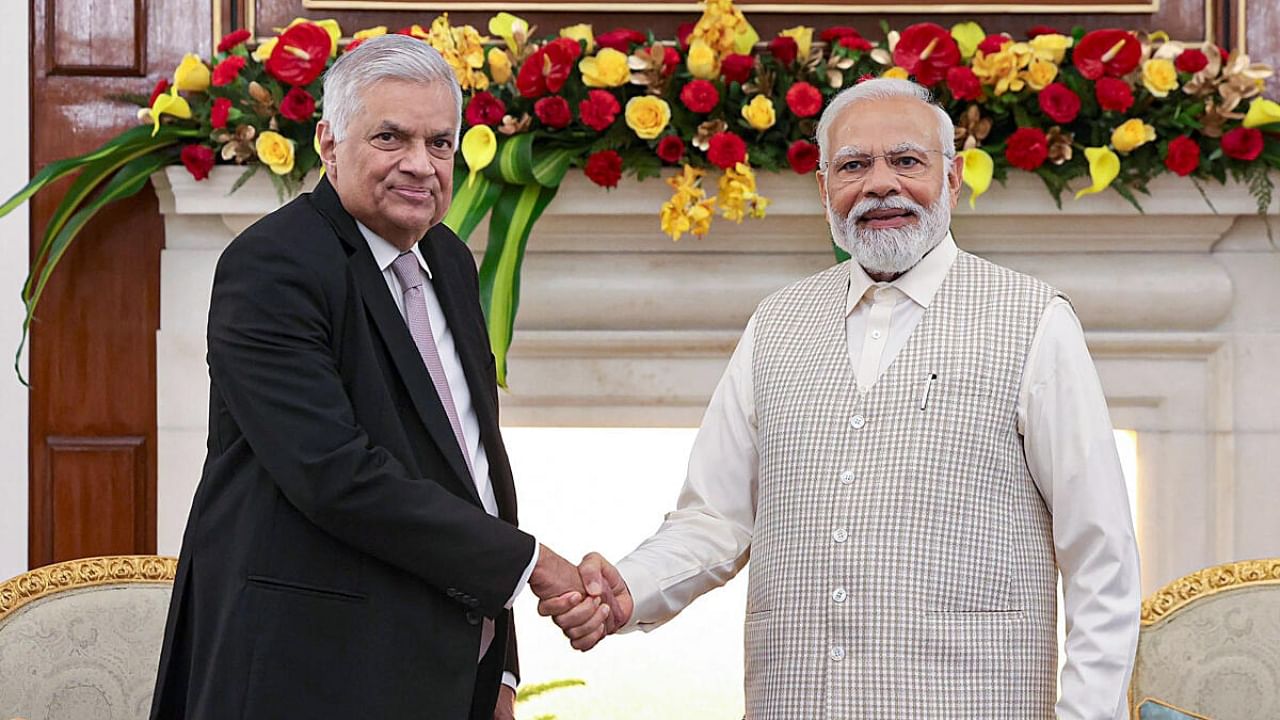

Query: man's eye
[894,156,922,167]
[375,132,397,143]
[841,160,866,171]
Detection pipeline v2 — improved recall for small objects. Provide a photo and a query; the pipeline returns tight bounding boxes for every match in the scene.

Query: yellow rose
[741,94,776,131]
[625,96,671,139]
[1141,59,1179,98]
[560,23,595,54]
[579,48,631,88]
[1111,118,1156,153]
[487,47,513,84]
[780,26,813,63]
[1028,33,1072,64]
[255,131,296,175]
[883,66,910,80]
[252,37,278,63]
[173,54,210,93]
[686,40,720,80]
[1023,59,1058,91]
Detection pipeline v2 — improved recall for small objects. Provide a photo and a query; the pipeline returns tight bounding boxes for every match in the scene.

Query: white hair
[828,179,951,275]
[321,34,462,142]
[815,78,955,172]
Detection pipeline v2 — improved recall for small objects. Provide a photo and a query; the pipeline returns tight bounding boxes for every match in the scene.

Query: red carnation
[706,131,747,169]
[596,28,647,53]
[1175,49,1209,74]
[658,45,681,76]
[820,26,859,43]
[1038,82,1081,124]
[212,55,246,86]
[1025,25,1062,39]
[584,149,623,188]
[465,92,506,127]
[578,89,621,131]
[946,66,982,101]
[893,23,961,86]
[839,35,873,52]
[516,38,581,98]
[1073,29,1141,79]
[1005,127,1049,171]
[785,81,823,118]
[721,53,754,83]
[210,97,231,129]
[148,78,170,107]
[534,96,572,129]
[1165,135,1201,176]
[1221,127,1264,161]
[279,86,316,122]
[786,140,820,174]
[676,22,695,51]
[656,135,686,165]
[217,29,252,53]
[978,34,1011,55]
[180,144,215,181]
[1095,77,1134,113]
[769,36,799,66]
[680,79,720,113]
[265,22,331,86]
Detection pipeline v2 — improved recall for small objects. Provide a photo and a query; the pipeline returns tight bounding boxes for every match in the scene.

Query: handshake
[528,545,634,651]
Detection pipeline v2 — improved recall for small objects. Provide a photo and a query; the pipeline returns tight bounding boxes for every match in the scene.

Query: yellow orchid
[560,23,595,53]
[1244,98,1280,128]
[173,53,210,93]
[149,86,191,136]
[951,22,985,60]
[461,125,497,188]
[1076,147,1120,199]
[780,26,813,63]
[958,148,993,209]
[280,17,343,57]
[1028,33,1072,64]
[252,37,278,63]
[488,12,529,54]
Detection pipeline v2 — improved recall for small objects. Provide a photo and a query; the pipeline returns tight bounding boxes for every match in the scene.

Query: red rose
[578,89,621,131]
[596,28,647,53]
[893,23,961,86]
[1025,25,1062,39]
[265,22,331,86]
[978,34,1011,55]
[1164,135,1201,176]
[584,150,623,188]
[839,35,873,52]
[786,140,820,174]
[1005,127,1049,171]
[211,55,246,87]
[769,36,799,66]
[946,66,982,101]
[217,29,252,53]
[180,144,215,181]
[279,86,316,122]
[465,91,506,127]
[676,22,695,51]
[659,45,681,76]
[679,79,720,113]
[534,96,572,129]
[1218,46,1230,63]
[785,81,823,118]
[820,26,858,43]
[1175,49,1209,74]
[706,131,747,169]
[1073,29,1142,79]
[148,78,170,107]
[210,97,231,129]
[1221,127,1264,161]
[721,53,754,83]
[656,135,686,164]
[516,38,581,98]
[1095,77,1134,113]
[1038,82,1081,124]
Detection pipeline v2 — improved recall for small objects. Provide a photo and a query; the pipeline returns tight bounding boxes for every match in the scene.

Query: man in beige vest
[541,78,1141,719]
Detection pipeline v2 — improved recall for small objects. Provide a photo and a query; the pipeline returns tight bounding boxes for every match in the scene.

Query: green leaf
[515,679,586,704]
[530,146,579,187]
[228,164,261,195]
[489,133,536,185]
[443,165,503,242]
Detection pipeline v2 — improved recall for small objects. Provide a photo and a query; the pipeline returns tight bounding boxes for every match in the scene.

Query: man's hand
[528,544,587,602]
[493,684,515,720]
[537,552,634,651]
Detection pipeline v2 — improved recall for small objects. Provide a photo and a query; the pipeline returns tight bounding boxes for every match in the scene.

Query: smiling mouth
[392,186,434,202]
[857,208,917,225]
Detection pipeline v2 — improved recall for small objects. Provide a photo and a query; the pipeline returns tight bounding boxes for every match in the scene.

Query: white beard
[828,181,951,276]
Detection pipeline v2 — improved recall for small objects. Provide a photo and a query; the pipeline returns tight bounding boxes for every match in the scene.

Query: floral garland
[3,0,1280,383]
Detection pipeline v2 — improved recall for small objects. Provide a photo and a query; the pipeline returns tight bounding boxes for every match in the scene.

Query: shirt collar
[845,231,957,315]
[356,220,432,279]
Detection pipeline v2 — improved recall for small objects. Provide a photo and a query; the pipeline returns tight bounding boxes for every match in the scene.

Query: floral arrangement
[4,0,1280,383]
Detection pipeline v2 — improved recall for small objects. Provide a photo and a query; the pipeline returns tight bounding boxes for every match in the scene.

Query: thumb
[579,553,608,597]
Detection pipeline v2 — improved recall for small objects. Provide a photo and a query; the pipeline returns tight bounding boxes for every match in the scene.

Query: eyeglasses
[822,149,951,183]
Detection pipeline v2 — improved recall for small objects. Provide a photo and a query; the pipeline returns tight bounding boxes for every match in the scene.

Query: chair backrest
[1131,558,1280,720]
[0,556,177,720]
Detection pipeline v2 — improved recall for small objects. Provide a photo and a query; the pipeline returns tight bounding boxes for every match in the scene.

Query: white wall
[0,0,30,579]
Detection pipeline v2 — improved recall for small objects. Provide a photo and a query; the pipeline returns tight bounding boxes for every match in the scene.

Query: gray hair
[815,78,955,172]
[322,34,462,142]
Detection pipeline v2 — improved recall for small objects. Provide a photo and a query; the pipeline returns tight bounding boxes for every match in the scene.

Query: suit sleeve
[207,234,536,617]
[503,612,519,683]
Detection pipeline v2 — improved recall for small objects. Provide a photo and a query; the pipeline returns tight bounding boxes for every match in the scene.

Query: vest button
[832,528,849,543]
[839,470,854,485]
[831,587,847,603]
[829,645,846,661]
[849,414,867,429]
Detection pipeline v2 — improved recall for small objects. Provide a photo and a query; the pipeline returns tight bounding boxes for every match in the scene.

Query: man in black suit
[150,35,606,720]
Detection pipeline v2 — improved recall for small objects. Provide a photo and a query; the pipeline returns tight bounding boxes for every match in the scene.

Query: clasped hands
[528,544,633,651]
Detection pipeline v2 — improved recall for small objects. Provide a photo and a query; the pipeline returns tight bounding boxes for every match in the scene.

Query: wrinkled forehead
[350,78,458,136]
[827,97,943,154]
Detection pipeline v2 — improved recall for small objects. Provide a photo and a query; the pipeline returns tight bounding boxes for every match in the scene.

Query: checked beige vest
[746,251,1061,719]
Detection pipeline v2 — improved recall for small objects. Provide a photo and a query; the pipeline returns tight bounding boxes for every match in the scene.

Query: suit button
[468,598,480,608]
[465,610,482,625]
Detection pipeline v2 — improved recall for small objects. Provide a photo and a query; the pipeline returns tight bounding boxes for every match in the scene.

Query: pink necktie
[389,252,473,479]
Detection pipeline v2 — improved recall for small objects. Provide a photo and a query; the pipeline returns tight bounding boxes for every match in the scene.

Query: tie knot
[391,251,424,291]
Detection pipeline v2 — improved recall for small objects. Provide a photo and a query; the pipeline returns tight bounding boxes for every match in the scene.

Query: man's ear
[816,169,828,211]
[316,120,338,175]
[946,153,964,210]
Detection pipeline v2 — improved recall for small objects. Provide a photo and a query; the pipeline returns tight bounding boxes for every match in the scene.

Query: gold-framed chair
[0,555,177,720]
[1131,558,1280,720]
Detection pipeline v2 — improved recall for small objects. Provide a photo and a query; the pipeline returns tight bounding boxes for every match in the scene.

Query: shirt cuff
[501,671,518,691]
[614,556,668,633]
[507,539,539,609]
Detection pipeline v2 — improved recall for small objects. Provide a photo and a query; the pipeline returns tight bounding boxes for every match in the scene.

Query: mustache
[844,195,927,224]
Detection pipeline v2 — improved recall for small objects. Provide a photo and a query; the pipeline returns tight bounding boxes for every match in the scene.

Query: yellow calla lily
[733,20,760,55]
[149,87,191,136]
[489,12,529,54]
[252,37,278,63]
[281,17,343,57]
[1076,147,1120,199]
[958,148,993,209]
[461,125,497,188]
[951,21,985,60]
[1244,98,1280,128]
[780,26,813,63]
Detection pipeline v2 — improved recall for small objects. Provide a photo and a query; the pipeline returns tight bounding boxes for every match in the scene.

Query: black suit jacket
[150,177,536,720]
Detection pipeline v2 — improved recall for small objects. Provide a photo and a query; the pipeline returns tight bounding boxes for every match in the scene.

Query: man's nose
[398,142,435,176]
[860,157,901,199]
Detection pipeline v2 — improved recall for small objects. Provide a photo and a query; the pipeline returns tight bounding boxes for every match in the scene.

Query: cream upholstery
[1132,558,1280,720]
[0,556,176,720]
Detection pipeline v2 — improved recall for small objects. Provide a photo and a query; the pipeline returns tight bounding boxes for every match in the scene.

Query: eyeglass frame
[818,146,956,183]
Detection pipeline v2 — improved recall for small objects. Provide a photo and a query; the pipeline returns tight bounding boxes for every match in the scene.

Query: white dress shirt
[359,222,538,690]
[616,233,1141,720]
